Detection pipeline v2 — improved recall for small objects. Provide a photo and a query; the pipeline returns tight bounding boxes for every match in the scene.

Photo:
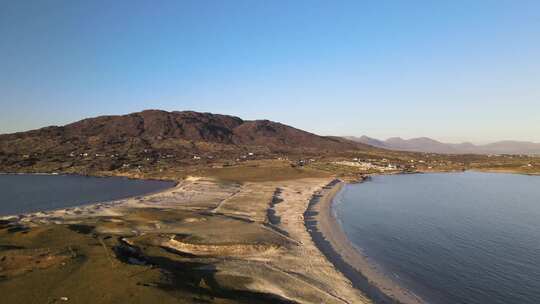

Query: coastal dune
[0,176,372,304]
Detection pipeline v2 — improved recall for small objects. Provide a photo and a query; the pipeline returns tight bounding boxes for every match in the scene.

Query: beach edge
[304,179,424,304]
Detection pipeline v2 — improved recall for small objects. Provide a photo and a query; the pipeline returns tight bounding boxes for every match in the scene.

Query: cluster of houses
[69,152,122,158]
[337,156,470,172]
[334,158,400,171]
[67,150,178,160]
[66,148,262,169]
[291,158,316,167]
[191,152,257,163]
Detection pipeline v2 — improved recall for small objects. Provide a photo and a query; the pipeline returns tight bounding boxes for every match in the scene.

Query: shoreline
[0,171,179,182]
[0,176,179,219]
[305,179,424,304]
[1,176,374,303]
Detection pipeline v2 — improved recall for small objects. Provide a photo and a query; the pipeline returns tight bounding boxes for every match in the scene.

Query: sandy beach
[4,168,539,304]
[306,179,425,304]
[0,176,372,303]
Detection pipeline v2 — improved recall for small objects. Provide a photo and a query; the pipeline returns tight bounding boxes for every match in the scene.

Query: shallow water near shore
[0,174,175,216]
[335,172,540,304]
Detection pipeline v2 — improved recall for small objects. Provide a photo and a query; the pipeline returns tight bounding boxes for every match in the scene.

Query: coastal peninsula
[0,171,371,303]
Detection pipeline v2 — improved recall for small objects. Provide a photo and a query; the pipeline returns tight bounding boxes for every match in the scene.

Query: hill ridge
[0,110,372,173]
[346,135,540,155]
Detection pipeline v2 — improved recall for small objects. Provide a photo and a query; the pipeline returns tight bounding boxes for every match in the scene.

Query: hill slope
[0,110,372,173]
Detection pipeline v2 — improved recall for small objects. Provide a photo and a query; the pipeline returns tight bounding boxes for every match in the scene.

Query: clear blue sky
[1,0,539,143]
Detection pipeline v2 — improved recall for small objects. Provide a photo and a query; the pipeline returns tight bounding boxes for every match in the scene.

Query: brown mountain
[0,110,371,173]
[347,135,540,155]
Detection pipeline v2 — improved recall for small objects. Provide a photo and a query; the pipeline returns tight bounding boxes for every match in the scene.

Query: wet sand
[306,179,425,304]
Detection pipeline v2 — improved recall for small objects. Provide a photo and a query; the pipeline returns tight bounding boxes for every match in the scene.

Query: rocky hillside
[0,110,372,173]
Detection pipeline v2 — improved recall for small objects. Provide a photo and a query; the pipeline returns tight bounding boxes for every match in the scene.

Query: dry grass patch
[200,161,331,182]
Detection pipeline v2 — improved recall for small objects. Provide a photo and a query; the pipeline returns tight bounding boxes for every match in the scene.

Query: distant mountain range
[346,136,540,155]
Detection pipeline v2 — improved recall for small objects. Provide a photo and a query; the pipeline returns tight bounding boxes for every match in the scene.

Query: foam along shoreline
[304,179,425,304]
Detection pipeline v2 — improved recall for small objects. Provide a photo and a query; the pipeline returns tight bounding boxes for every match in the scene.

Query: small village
[3,142,540,179]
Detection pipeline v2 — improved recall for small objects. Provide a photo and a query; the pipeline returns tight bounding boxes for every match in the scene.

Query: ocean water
[335,172,540,304]
[0,174,175,216]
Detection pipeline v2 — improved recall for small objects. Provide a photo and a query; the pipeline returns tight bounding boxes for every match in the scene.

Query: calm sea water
[0,174,175,216]
[335,172,540,304]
